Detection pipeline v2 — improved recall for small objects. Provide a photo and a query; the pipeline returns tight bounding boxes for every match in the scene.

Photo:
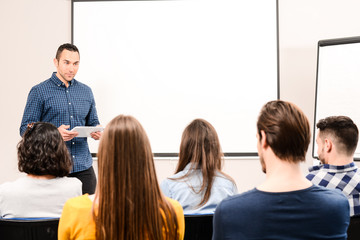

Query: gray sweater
[0,176,82,218]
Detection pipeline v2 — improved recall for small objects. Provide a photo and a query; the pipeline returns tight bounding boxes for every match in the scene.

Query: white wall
[278,0,360,168]
[1,0,360,193]
[0,0,72,182]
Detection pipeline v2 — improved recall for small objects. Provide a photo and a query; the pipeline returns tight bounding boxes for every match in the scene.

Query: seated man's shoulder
[218,188,258,208]
[312,184,346,196]
[311,185,349,206]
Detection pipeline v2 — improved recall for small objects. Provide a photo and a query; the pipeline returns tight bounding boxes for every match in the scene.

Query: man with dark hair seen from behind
[307,115,360,216]
[20,43,102,194]
[213,100,350,240]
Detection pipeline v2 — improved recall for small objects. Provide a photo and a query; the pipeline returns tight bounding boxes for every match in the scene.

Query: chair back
[0,218,59,240]
[184,214,213,240]
[348,215,360,240]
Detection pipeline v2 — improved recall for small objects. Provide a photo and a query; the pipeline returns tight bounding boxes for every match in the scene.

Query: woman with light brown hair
[58,115,184,240]
[161,119,237,214]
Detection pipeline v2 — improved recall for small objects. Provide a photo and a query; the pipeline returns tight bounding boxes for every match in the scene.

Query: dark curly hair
[17,122,72,177]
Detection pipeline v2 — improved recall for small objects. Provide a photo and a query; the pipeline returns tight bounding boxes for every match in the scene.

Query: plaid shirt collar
[309,162,358,173]
[50,72,75,87]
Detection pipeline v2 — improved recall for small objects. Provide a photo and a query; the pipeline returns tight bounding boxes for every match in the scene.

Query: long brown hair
[95,115,179,240]
[174,118,235,207]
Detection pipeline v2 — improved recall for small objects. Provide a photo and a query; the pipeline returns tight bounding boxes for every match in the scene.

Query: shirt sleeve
[85,88,100,126]
[232,182,238,195]
[160,179,172,198]
[58,200,74,240]
[174,201,185,240]
[167,198,185,240]
[20,87,43,136]
[212,202,224,240]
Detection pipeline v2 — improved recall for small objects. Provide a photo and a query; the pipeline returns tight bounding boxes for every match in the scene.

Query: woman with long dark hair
[161,119,237,214]
[58,115,184,239]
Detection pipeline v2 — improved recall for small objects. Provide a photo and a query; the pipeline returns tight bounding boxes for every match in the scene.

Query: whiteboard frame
[71,0,279,157]
[313,36,360,161]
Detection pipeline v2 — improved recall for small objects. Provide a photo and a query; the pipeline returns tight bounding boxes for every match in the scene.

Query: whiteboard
[314,36,360,160]
[72,0,278,156]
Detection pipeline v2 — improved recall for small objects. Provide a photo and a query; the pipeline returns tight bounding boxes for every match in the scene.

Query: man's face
[54,49,80,83]
[257,132,266,173]
[316,132,326,164]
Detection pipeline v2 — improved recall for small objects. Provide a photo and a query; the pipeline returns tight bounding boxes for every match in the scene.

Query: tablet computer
[71,126,104,138]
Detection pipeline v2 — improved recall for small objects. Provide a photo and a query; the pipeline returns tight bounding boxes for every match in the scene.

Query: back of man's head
[257,100,310,162]
[317,116,358,157]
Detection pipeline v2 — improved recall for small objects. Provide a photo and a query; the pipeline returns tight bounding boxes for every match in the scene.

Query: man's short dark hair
[55,43,79,61]
[17,122,72,177]
[317,116,359,156]
[257,100,310,162]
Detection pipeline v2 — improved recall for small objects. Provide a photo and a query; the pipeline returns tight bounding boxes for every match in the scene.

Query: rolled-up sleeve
[20,87,43,136]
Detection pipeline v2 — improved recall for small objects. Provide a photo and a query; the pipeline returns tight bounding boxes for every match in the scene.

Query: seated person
[213,100,350,240]
[307,116,360,216]
[0,122,82,218]
[161,119,237,214]
[58,115,184,240]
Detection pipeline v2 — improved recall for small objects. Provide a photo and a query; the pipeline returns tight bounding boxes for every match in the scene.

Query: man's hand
[58,125,79,141]
[90,125,103,140]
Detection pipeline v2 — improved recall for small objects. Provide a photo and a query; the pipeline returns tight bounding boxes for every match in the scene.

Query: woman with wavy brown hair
[0,122,82,218]
[161,119,237,214]
[58,115,184,240]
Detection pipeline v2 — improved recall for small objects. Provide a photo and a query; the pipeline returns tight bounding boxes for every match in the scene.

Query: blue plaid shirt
[20,72,100,173]
[307,162,360,216]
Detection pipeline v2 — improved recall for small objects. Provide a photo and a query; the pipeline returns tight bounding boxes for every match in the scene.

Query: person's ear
[260,130,268,148]
[53,58,58,67]
[324,138,332,153]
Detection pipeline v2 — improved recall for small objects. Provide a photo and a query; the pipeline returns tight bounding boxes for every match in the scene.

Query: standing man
[307,116,360,216]
[213,100,350,240]
[20,43,101,194]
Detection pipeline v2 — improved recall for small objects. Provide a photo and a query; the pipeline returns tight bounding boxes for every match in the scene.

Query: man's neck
[326,154,353,166]
[257,156,312,193]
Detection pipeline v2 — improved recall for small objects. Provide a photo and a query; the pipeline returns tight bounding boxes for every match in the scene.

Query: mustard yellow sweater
[58,194,185,240]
